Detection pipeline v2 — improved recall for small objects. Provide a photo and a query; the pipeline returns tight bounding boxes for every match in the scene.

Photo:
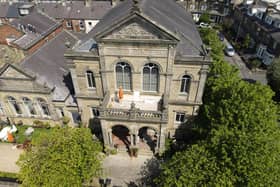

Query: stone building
[65,0,211,154]
[0,0,210,154]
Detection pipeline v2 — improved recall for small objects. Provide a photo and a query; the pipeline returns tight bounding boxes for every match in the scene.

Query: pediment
[102,16,177,42]
[0,64,34,80]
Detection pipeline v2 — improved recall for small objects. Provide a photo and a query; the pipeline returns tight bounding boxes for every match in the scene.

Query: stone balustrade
[99,107,168,123]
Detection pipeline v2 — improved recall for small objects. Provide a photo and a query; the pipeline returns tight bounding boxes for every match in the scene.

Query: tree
[157,29,280,186]
[17,127,103,187]
[199,13,210,23]
[267,57,280,101]
[242,34,251,49]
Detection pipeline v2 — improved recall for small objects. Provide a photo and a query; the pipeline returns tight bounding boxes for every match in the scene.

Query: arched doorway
[112,125,131,150]
[138,127,158,153]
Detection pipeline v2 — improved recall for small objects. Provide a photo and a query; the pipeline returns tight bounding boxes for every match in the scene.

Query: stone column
[130,134,134,146]
[159,126,166,153]
[195,64,209,104]
[98,43,109,95]
[100,120,109,146]
[163,45,176,108]
[108,129,113,147]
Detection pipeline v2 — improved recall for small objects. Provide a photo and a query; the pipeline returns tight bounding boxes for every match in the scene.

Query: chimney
[62,0,66,6]
[85,0,92,7]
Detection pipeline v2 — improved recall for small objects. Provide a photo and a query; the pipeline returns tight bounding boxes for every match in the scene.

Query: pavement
[102,154,155,187]
[0,143,23,173]
[223,38,267,85]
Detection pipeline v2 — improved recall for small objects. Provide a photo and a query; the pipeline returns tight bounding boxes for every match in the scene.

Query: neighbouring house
[233,0,280,65]
[176,0,233,23]
[36,0,112,33]
[9,10,63,54]
[0,30,80,127]
[65,0,210,154]
[0,23,23,44]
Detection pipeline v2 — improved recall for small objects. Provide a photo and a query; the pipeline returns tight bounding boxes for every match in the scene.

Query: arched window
[8,96,22,115]
[23,97,36,115]
[86,70,96,88]
[0,102,5,115]
[38,98,50,116]
[143,63,159,92]
[116,62,132,90]
[180,75,191,93]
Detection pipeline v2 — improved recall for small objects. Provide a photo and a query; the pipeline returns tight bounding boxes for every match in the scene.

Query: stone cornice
[64,51,99,61]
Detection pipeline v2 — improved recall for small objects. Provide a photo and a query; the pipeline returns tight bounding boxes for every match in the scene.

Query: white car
[225,44,235,56]
[199,22,212,28]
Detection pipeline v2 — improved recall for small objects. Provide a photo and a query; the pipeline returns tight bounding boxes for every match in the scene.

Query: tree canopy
[156,29,280,186]
[267,57,280,101]
[17,127,103,187]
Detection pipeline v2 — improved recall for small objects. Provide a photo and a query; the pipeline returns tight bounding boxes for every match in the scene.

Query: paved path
[0,143,23,173]
[102,154,153,187]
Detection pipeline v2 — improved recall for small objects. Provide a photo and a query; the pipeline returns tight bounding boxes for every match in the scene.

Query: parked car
[225,44,235,56]
[199,22,212,28]
[218,32,225,41]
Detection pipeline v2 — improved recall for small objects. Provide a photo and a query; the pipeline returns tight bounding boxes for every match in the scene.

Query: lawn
[13,126,52,144]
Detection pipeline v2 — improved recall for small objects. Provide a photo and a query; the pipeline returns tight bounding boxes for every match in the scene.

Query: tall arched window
[143,63,159,92]
[23,97,36,116]
[38,98,50,116]
[8,96,22,115]
[0,102,5,115]
[180,75,191,93]
[116,62,132,90]
[86,70,96,88]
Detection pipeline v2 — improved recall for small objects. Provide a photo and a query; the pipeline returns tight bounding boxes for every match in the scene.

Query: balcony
[98,92,168,123]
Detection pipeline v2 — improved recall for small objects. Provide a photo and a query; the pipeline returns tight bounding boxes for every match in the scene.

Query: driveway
[0,143,23,173]
[102,154,157,186]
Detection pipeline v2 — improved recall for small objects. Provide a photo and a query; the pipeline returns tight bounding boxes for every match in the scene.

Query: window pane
[86,71,95,88]
[143,63,159,91]
[181,75,191,93]
[143,67,150,91]
[116,62,132,90]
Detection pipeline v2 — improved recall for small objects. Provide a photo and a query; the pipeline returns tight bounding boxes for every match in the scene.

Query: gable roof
[11,10,58,35]
[88,0,204,56]
[0,63,51,94]
[21,30,78,101]
[36,1,112,20]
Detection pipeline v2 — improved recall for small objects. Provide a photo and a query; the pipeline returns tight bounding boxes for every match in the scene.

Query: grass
[13,125,52,144]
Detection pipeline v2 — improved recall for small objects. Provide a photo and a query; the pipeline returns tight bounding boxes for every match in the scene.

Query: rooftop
[21,30,78,101]
[85,0,205,57]
[36,1,112,19]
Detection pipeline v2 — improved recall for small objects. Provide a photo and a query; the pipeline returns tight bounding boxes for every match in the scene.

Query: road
[222,38,267,84]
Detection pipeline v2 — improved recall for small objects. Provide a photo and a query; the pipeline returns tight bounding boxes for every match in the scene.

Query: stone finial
[130,102,136,110]
[131,0,141,13]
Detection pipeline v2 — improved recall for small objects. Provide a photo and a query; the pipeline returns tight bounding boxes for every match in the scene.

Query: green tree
[157,29,280,186]
[17,127,103,187]
[242,34,251,49]
[199,13,210,23]
[267,57,280,101]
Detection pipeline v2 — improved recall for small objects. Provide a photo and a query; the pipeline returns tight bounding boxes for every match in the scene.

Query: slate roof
[0,3,9,18]
[88,0,204,57]
[11,10,58,35]
[10,10,61,50]
[36,1,112,20]
[21,31,78,101]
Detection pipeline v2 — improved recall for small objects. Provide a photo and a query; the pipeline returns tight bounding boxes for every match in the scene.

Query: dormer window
[256,11,263,20]
[265,16,273,25]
